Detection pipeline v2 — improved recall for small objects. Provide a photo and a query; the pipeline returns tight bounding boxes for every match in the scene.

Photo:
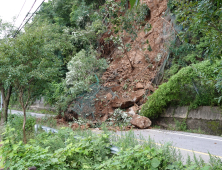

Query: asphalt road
[9,110,54,118]
[115,129,222,163]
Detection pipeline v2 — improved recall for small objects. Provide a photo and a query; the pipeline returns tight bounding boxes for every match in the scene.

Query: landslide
[94,0,170,120]
[65,0,174,122]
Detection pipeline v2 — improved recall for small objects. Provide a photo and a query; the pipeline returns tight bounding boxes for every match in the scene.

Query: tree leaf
[129,0,139,7]
[151,158,160,168]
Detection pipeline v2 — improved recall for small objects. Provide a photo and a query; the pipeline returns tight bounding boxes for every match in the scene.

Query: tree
[0,19,16,124]
[1,24,71,143]
[0,40,13,123]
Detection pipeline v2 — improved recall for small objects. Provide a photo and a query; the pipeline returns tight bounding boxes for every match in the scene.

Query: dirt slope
[93,0,170,121]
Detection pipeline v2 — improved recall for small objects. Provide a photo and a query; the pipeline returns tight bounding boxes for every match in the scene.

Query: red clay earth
[64,0,173,124]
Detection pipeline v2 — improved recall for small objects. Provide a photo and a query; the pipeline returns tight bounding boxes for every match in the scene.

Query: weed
[175,119,187,131]
[123,83,128,90]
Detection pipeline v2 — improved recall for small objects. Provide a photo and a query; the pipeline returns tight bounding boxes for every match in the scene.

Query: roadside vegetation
[0,0,222,168]
[1,114,222,169]
[141,0,222,118]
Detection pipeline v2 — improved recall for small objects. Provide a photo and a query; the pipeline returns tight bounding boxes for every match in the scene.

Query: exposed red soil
[64,0,171,123]
[94,0,169,120]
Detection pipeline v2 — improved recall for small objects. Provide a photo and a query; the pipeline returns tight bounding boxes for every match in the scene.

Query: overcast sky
[0,0,48,28]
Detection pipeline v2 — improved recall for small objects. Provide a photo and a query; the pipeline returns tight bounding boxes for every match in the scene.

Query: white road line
[149,129,222,142]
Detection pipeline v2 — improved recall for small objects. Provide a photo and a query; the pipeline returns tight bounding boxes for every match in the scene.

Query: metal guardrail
[34,124,120,155]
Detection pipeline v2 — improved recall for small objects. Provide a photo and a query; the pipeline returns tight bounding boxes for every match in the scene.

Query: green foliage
[141,61,221,118]
[107,108,132,126]
[37,0,105,27]
[101,0,150,41]
[168,0,222,60]
[70,19,106,51]
[98,145,179,169]
[5,114,36,142]
[175,119,187,131]
[66,48,107,96]
[215,64,222,103]
[129,0,139,7]
[0,18,16,38]
[0,127,111,169]
[165,0,222,101]
[1,125,222,169]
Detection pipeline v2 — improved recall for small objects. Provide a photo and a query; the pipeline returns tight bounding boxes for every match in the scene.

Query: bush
[7,114,36,142]
[0,127,111,169]
[66,48,107,96]
[141,60,221,119]
[1,126,222,169]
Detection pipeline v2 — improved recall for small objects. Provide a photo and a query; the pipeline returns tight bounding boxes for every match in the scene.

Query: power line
[14,0,46,37]
[13,0,27,27]
[19,0,46,31]
[28,0,49,29]
[13,0,37,38]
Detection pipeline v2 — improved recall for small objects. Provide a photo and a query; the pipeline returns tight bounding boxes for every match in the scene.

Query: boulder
[110,97,134,109]
[110,90,145,109]
[130,114,152,129]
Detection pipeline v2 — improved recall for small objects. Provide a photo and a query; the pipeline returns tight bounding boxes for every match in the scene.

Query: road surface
[115,129,222,163]
[9,110,55,118]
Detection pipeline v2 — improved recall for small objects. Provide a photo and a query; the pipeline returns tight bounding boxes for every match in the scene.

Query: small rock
[71,123,79,130]
[128,106,138,116]
[106,93,113,100]
[130,114,152,129]
[136,82,144,89]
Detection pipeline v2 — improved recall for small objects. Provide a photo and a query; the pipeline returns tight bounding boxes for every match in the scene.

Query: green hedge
[141,60,221,119]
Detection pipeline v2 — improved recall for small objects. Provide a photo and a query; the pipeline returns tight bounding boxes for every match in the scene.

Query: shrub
[6,114,36,142]
[0,127,111,169]
[65,48,107,96]
[141,60,221,119]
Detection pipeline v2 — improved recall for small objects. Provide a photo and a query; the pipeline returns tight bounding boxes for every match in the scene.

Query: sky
[0,0,48,28]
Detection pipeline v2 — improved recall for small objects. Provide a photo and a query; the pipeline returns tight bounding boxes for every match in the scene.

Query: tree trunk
[0,86,12,123]
[22,107,27,144]
[122,37,134,71]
